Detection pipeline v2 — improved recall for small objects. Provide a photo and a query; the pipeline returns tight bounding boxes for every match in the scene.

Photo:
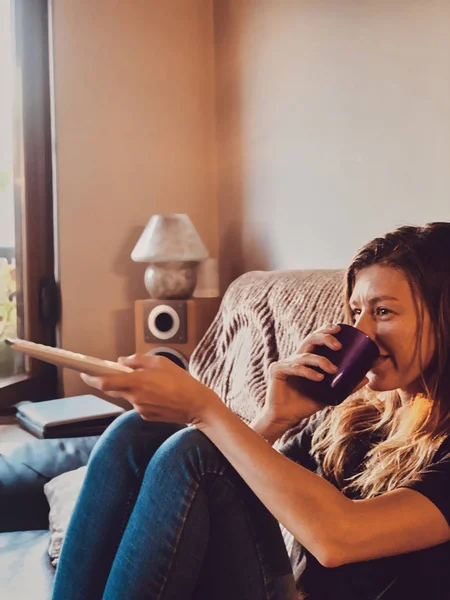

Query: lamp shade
[131,214,209,263]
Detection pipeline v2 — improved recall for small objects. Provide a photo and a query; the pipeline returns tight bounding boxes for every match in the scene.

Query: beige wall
[52,0,217,396]
[54,0,450,396]
[214,0,450,285]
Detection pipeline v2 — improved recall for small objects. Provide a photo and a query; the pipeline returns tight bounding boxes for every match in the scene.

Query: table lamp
[131,214,209,299]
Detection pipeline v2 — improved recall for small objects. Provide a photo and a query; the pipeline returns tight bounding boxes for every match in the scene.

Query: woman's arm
[81,355,450,568]
[199,397,351,567]
[199,397,450,568]
[249,412,288,445]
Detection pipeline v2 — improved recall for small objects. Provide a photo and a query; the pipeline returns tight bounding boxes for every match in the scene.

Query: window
[0,0,58,409]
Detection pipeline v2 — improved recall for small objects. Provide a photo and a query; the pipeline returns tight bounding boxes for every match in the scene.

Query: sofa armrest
[0,436,99,532]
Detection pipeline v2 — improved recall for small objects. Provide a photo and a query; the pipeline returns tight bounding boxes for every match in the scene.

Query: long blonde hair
[311,223,450,498]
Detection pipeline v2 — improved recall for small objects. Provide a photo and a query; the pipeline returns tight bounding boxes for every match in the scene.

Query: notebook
[15,394,125,439]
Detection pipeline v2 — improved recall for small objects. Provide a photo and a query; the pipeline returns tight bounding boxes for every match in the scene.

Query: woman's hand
[257,324,368,435]
[80,354,221,426]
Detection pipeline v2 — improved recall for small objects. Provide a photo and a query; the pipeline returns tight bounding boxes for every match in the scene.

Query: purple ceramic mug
[289,323,380,406]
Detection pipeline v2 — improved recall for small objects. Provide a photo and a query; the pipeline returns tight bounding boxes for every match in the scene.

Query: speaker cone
[147,305,180,340]
[146,347,189,370]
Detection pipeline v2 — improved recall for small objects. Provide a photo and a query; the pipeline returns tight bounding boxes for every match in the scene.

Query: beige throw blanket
[191,268,345,424]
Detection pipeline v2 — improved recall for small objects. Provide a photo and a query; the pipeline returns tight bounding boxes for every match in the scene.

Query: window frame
[0,0,58,409]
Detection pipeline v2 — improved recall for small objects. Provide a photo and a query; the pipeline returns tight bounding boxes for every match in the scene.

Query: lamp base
[144,262,199,299]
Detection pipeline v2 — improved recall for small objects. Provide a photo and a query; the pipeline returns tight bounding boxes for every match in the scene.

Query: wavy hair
[310,222,450,498]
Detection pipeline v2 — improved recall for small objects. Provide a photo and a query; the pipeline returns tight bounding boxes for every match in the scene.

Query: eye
[351,308,361,322]
[376,307,391,318]
[350,307,392,322]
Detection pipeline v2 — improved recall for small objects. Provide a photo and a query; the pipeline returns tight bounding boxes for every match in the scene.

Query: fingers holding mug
[297,324,342,355]
[295,353,339,375]
[295,324,379,406]
[272,352,338,379]
[269,359,326,382]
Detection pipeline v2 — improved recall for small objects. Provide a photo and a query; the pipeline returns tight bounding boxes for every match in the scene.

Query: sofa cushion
[0,435,99,533]
[190,269,345,424]
[43,466,87,566]
[0,530,54,600]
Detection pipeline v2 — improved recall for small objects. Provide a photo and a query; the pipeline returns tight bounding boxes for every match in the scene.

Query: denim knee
[88,411,182,470]
[89,411,142,457]
[151,426,229,482]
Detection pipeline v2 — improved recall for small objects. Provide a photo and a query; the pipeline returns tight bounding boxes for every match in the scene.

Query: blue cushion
[0,436,99,532]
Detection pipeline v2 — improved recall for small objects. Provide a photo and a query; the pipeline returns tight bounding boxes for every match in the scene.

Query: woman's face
[349,265,435,392]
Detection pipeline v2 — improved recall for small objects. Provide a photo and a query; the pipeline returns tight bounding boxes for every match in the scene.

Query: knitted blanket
[190,269,346,424]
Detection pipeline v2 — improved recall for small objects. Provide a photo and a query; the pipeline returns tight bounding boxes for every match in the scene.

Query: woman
[52,222,450,600]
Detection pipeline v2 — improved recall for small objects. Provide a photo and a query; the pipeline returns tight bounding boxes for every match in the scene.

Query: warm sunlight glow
[0,0,20,379]
[0,0,14,247]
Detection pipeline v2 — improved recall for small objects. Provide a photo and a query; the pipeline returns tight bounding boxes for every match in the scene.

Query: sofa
[0,269,345,600]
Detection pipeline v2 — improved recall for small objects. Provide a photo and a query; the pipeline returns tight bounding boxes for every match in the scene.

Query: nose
[353,313,376,341]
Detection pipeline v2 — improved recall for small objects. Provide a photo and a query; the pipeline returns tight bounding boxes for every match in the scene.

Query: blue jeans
[52,411,297,600]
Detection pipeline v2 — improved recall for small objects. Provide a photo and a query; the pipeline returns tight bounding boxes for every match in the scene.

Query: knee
[88,411,141,461]
[89,411,180,463]
[154,427,227,478]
